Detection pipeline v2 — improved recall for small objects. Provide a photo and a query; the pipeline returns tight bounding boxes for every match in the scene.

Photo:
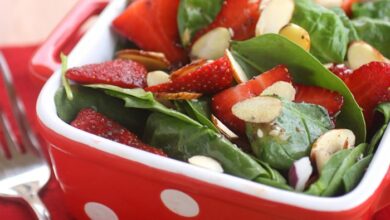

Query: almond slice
[188,155,224,173]
[347,41,388,70]
[190,27,231,60]
[261,81,296,101]
[147,71,171,87]
[232,96,282,123]
[211,115,239,140]
[314,0,343,8]
[155,92,202,100]
[116,49,170,70]
[310,129,355,173]
[170,59,207,80]
[225,49,249,83]
[255,0,295,36]
[279,23,311,51]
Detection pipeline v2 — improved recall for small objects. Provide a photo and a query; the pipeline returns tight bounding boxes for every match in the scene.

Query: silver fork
[0,52,51,220]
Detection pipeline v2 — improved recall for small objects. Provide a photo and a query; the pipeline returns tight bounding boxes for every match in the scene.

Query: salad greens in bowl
[49,0,390,199]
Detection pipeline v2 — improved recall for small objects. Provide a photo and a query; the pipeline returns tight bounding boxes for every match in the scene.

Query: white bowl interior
[37,0,390,212]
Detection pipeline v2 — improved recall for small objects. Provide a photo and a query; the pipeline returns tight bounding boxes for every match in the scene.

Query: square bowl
[35,0,390,219]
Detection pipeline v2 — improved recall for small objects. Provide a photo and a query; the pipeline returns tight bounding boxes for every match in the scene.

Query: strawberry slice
[195,0,261,41]
[344,62,390,127]
[66,59,147,88]
[328,63,353,82]
[71,108,166,156]
[112,0,188,65]
[212,65,292,135]
[145,56,233,94]
[295,84,344,117]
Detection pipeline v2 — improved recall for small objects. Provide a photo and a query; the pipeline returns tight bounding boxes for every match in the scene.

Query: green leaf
[247,100,333,170]
[177,0,223,46]
[331,7,360,42]
[231,34,366,143]
[367,102,390,154]
[342,155,373,193]
[54,85,148,135]
[306,143,367,196]
[87,84,200,126]
[291,0,349,63]
[60,53,73,101]
[352,17,390,58]
[174,99,219,132]
[352,0,390,21]
[144,112,271,181]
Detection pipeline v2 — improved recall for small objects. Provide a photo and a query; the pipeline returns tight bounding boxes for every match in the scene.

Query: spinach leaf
[174,99,218,132]
[352,17,390,58]
[231,34,366,143]
[87,84,200,126]
[291,0,349,63]
[306,143,366,196]
[352,0,390,21]
[254,177,293,191]
[144,112,271,181]
[54,85,148,134]
[177,0,223,46]
[331,8,360,42]
[367,102,390,154]
[342,155,373,193]
[246,100,332,170]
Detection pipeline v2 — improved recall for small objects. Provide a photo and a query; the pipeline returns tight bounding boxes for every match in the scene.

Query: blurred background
[0,0,78,46]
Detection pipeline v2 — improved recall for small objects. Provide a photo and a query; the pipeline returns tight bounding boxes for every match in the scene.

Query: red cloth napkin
[0,45,388,220]
[0,46,73,220]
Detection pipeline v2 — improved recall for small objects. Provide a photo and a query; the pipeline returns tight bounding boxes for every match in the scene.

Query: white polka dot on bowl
[84,202,118,220]
[160,189,199,217]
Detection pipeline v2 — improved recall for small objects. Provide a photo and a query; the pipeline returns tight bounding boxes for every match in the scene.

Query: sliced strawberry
[212,65,292,135]
[344,62,390,127]
[71,108,166,156]
[66,59,147,88]
[328,63,353,82]
[295,84,344,116]
[112,0,188,65]
[145,56,233,94]
[195,0,261,41]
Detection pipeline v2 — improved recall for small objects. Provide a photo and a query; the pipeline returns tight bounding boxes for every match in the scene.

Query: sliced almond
[279,23,311,51]
[314,0,343,8]
[255,0,295,36]
[211,115,239,140]
[188,155,224,173]
[190,27,231,60]
[261,81,296,101]
[347,41,388,70]
[225,49,249,83]
[170,59,207,80]
[310,129,355,173]
[232,96,282,123]
[146,71,171,87]
[116,49,170,71]
[155,92,202,100]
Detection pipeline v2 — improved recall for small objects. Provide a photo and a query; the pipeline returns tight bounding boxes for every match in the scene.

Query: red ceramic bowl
[33,0,390,219]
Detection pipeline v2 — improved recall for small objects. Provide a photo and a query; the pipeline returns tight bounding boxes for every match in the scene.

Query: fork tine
[0,52,40,154]
[0,107,21,158]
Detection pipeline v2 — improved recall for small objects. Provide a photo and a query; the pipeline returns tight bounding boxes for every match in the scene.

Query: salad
[55,0,390,197]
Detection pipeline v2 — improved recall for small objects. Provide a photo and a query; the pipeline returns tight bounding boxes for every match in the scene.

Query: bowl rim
[36,0,390,213]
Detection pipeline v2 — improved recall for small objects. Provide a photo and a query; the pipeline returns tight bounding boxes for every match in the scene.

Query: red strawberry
[112,0,188,65]
[66,59,148,88]
[295,84,344,116]
[328,63,353,81]
[145,56,233,94]
[212,65,292,135]
[71,108,167,156]
[195,0,261,41]
[344,62,390,127]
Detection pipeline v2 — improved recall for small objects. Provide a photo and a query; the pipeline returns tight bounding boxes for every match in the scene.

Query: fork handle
[15,184,50,220]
